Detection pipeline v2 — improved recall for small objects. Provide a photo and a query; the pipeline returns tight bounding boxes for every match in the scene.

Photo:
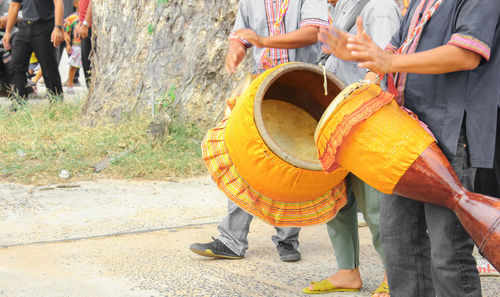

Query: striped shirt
[231,0,328,72]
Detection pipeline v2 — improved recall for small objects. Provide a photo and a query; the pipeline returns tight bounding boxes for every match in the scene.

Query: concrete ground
[0,177,499,297]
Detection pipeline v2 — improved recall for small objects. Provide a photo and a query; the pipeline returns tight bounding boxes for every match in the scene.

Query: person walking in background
[303,0,400,296]
[190,0,329,262]
[63,0,81,94]
[77,0,91,87]
[3,0,64,102]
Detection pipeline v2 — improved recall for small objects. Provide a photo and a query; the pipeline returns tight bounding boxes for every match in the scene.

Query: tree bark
[81,0,252,128]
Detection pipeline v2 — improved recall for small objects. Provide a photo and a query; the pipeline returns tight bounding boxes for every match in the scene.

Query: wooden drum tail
[394,142,500,270]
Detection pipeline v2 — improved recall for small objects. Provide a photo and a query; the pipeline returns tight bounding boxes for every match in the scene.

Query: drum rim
[253,62,345,171]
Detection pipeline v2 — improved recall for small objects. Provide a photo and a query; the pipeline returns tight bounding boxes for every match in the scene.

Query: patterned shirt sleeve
[299,0,329,29]
[447,0,500,61]
[229,0,252,48]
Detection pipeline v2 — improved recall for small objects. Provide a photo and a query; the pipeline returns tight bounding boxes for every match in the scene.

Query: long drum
[315,82,500,270]
[202,63,349,226]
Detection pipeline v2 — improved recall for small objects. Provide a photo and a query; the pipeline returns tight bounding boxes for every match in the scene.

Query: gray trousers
[217,199,300,256]
[381,125,481,297]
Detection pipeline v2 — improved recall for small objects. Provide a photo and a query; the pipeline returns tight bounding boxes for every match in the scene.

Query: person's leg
[272,226,301,261]
[380,195,435,297]
[315,183,362,290]
[327,185,359,270]
[189,199,251,259]
[32,21,63,99]
[8,24,33,100]
[33,69,43,84]
[81,28,92,87]
[425,124,481,297]
[352,175,389,297]
[67,67,77,88]
[216,199,253,256]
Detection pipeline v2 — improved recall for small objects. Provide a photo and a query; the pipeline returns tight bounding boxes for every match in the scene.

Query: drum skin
[225,65,348,203]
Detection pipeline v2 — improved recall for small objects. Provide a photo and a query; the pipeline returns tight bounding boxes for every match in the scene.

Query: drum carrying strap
[316,0,370,65]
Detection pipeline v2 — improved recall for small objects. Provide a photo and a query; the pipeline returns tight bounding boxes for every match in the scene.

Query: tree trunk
[81,0,252,128]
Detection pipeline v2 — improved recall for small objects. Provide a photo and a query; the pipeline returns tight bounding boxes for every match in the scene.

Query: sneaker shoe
[67,87,75,94]
[189,237,243,259]
[276,242,301,262]
[477,257,499,276]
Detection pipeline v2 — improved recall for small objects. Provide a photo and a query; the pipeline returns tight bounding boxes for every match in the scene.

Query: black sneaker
[276,242,301,262]
[189,237,243,259]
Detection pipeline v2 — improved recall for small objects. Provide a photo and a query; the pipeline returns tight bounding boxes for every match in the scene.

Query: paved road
[0,177,498,297]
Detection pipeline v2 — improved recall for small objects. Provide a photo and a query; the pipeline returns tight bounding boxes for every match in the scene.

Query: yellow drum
[203,63,349,226]
[315,82,435,194]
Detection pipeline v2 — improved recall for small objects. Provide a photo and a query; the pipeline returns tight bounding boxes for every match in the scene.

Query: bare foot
[307,268,362,291]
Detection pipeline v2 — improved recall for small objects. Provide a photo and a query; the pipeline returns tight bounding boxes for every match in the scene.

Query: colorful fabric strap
[259,0,290,70]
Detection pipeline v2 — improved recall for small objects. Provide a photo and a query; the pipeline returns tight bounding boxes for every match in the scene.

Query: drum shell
[225,63,348,203]
[316,84,434,194]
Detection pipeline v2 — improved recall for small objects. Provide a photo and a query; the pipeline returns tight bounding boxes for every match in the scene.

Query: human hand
[3,31,11,50]
[225,40,247,74]
[232,29,265,48]
[0,16,7,29]
[51,27,64,47]
[78,23,89,39]
[347,17,393,74]
[318,26,354,61]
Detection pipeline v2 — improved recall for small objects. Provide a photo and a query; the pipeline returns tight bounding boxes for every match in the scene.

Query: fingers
[355,16,365,38]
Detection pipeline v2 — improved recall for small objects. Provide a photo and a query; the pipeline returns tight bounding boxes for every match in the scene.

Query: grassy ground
[0,99,207,184]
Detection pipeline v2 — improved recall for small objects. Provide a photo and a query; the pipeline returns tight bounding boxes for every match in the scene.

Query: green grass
[0,99,207,184]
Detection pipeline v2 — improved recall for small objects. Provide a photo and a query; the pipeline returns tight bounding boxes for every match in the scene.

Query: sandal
[371,282,390,296]
[302,279,361,294]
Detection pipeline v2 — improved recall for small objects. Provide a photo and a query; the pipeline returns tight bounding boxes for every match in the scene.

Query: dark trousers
[81,28,92,87]
[381,124,481,297]
[475,107,500,197]
[10,20,62,99]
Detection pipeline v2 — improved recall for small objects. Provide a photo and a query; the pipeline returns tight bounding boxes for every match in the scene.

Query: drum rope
[319,62,328,96]
[259,0,290,70]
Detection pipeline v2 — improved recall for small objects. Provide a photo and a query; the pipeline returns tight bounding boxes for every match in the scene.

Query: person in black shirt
[3,0,64,101]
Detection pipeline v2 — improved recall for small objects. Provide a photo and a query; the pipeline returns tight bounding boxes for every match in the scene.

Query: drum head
[253,63,345,171]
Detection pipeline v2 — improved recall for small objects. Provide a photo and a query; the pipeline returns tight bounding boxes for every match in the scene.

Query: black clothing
[475,108,500,197]
[12,0,55,22]
[81,28,92,87]
[9,20,62,98]
[390,0,500,168]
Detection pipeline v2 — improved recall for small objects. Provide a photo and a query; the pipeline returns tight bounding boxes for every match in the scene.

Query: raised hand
[318,26,355,61]
[347,17,393,74]
[232,29,264,48]
[225,40,247,74]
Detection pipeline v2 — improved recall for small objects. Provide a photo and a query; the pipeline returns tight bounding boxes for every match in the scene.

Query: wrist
[82,20,89,27]
[54,25,63,31]
[259,36,268,48]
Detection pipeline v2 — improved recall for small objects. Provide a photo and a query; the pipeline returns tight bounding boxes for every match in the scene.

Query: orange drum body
[316,82,500,271]
[202,63,349,226]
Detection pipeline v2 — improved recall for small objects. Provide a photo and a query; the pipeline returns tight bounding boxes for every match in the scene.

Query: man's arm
[78,0,91,39]
[231,26,319,49]
[347,17,481,74]
[51,0,64,47]
[2,1,21,50]
[85,1,92,25]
